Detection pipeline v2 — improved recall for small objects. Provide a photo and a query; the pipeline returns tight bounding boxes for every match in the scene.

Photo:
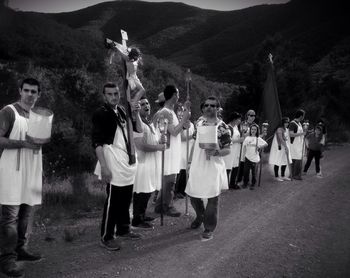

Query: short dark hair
[227,111,242,122]
[102,82,118,94]
[205,96,220,108]
[128,47,141,59]
[20,78,41,92]
[294,109,305,119]
[163,85,178,101]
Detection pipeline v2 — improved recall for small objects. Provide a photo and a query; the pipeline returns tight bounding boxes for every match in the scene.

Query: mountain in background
[0,0,349,178]
[49,0,349,82]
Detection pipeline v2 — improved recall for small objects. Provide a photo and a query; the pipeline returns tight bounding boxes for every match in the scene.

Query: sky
[8,0,290,13]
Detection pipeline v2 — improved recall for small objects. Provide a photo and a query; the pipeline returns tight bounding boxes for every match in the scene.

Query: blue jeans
[0,204,32,263]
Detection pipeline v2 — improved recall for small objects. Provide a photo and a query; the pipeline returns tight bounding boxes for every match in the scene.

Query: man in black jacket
[91,82,143,251]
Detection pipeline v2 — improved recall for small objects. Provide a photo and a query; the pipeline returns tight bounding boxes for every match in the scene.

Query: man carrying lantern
[0,78,44,278]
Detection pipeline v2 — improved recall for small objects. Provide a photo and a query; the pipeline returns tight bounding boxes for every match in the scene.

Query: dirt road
[7,145,350,278]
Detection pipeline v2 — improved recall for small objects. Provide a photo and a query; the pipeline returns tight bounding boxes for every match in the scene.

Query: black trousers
[292,159,302,179]
[132,192,152,224]
[175,169,187,195]
[274,165,287,177]
[304,149,321,173]
[243,159,257,187]
[229,167,239,188]
[237,161,245,183]
[101,184,133,241]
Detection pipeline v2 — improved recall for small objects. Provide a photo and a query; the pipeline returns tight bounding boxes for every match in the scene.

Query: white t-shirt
[242,136,267,163]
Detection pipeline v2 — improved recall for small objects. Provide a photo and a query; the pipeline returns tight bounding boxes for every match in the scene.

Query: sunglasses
[204,104,216,108]
[248,114,256,117]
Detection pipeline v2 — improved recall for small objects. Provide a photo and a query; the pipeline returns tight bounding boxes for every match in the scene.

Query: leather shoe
[17,249,43,262]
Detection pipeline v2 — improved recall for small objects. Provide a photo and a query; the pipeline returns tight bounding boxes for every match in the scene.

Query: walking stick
[184,69,191,216]
[159,118,168,226]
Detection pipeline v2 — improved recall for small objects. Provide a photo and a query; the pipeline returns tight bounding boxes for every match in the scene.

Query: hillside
[0,0,350,179]
[48,0,350,82]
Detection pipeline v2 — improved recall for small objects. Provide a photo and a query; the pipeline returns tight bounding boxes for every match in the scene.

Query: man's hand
[183,120,191,129]
[157,144,166,151]
[101,166,112,184]
[160,134,167,145]
[22,141,41,150]
[130,100,141,113]
[205,149,218,157]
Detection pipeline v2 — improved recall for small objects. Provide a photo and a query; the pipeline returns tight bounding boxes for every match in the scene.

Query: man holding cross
[92,82,143,251]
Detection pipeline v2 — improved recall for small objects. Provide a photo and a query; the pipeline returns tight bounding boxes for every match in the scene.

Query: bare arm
[95,146,112,183]
[135,137,165,152]
[112,41,129,60]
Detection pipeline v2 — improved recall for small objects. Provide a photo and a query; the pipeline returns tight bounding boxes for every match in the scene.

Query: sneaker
[0,260,24,277]
[143,216,155,222]
[119,231,142,240]
[131,221,154,230]
[100,239,121,251]
[165,208,181,217]
[190,219,203,229]
[282,176,291,181]
[201,230,213,242]
[274,177,284,182]
[17,249,43,262]
[316,173,323,178]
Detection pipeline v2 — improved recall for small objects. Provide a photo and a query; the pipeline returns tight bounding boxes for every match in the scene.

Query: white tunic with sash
[0,105,42,206]
[94,124,137,186]
[290,121,304,160]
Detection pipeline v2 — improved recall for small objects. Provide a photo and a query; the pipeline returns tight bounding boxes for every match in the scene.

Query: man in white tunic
[186,96,231,241]
[132,97,166,229]
[153,85,191,217]
[289,109,306,180]
[0,78,43,277]
[92,83,143,251]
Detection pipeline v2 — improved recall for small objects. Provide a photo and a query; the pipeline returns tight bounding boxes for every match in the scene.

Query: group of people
[0,78,326,277]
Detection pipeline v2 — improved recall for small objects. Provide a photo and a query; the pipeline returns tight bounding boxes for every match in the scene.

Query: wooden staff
[184,69,191,215]
[159,118,168,226]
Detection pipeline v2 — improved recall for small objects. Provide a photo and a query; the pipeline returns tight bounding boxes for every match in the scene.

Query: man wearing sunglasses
[186,96,231,241]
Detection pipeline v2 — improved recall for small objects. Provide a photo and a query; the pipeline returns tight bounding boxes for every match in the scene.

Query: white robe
[186,120,228,198]
[0,105,43,205]
[269,128,292,166]
[133,122,161,193]
[290,121,304,160]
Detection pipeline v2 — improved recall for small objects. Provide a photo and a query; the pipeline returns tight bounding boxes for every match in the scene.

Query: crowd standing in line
[0,78,327,277]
